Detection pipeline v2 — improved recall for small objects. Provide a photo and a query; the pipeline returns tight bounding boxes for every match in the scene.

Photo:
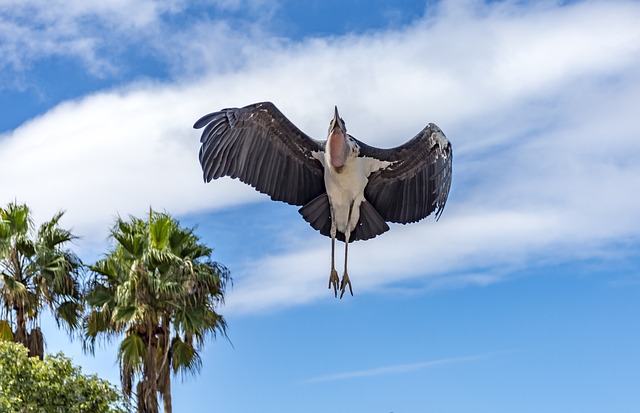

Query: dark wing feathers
[195,102,325,207]
[196,102,452,239]
[356,123,452,224]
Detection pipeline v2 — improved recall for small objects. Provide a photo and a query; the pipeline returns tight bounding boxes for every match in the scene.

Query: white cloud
[304,353,489,383]
[0,83,265,255]
[0,0,160,76]
[0,0,274,80]
[1,0,640,313]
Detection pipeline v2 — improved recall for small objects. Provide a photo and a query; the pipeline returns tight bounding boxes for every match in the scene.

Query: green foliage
[84,209,230,413]
[0,341,133,413]
[0,201,83,359]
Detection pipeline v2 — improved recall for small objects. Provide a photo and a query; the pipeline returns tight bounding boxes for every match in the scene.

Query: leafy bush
[0,341,133,413]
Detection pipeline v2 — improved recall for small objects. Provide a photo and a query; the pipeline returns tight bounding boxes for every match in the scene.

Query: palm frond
[170,336,203,378]
[37,211,78,248]
[1,272,28,298]
[0,319,14,341]
[113,305,142,325]
[0,202,32,235]
[118,333,146,373]
[149,213,173,251]
[55,300,82,332]
[86,284,115,306]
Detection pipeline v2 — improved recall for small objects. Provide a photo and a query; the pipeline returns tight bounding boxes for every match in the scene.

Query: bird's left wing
[356,123,452,224]
[195,102,325,206]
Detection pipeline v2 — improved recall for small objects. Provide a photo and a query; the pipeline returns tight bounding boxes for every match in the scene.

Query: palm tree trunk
[27,327,44,359]
[163,374,172,413]
[159,315,173,413]
[146,325,159,413]
[10,247,27,348]
[14,305,27,346]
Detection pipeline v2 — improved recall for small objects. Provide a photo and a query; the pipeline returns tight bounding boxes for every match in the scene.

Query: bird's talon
[339,274,353,299]
[328,269,339,298]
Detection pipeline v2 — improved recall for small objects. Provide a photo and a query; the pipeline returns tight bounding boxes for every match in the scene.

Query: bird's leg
[328,206,339,297]
[328,236,339,297]
[340,205,354,299]
[339,236,353,298]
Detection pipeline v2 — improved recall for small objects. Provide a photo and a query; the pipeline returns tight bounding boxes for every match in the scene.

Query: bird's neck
[327,129,349,169]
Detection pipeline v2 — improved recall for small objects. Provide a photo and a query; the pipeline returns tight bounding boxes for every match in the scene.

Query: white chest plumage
[313,142,392,238]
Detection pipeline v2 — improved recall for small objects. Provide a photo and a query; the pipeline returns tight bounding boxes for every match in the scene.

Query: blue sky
[1,0,640,412]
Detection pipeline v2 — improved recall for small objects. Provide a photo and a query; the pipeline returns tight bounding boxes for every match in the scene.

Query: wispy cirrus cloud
[0,0,166,77]
[0,0,275,82]
[304,353,492,383]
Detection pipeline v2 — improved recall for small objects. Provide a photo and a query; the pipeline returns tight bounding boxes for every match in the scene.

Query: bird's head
[328,106,347,136]
[327,106,350,169]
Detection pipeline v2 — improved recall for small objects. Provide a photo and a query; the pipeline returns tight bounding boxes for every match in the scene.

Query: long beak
[330,106,341,131]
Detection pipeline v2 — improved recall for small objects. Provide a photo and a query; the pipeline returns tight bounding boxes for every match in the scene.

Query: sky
[1,0,639,411]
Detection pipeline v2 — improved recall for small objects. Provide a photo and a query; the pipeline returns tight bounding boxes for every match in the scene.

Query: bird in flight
[195,102,452,298]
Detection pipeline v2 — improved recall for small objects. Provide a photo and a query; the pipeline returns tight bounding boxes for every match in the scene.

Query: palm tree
[84,210,230,413]
[0,201,83,359]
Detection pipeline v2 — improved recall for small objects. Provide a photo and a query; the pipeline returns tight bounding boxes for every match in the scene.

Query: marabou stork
[195,102,452,298]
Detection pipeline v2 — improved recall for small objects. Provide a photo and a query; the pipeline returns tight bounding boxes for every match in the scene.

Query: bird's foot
[339,272,353,299]
[328,268,340,298]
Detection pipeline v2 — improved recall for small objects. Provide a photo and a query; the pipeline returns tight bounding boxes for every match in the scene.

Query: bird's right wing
[195,102,325,206]
[356,123,452,224]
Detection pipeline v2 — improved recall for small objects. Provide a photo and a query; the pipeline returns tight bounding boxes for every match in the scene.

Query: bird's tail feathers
[353,200,389,241]
[298,194,389,243]
[299,193,333,238]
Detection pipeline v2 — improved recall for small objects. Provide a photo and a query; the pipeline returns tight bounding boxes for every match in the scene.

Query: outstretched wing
[356,123,452,224]
[195,102,325,206]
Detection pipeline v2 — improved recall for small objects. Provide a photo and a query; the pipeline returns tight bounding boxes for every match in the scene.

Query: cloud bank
[1,0,639,314]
